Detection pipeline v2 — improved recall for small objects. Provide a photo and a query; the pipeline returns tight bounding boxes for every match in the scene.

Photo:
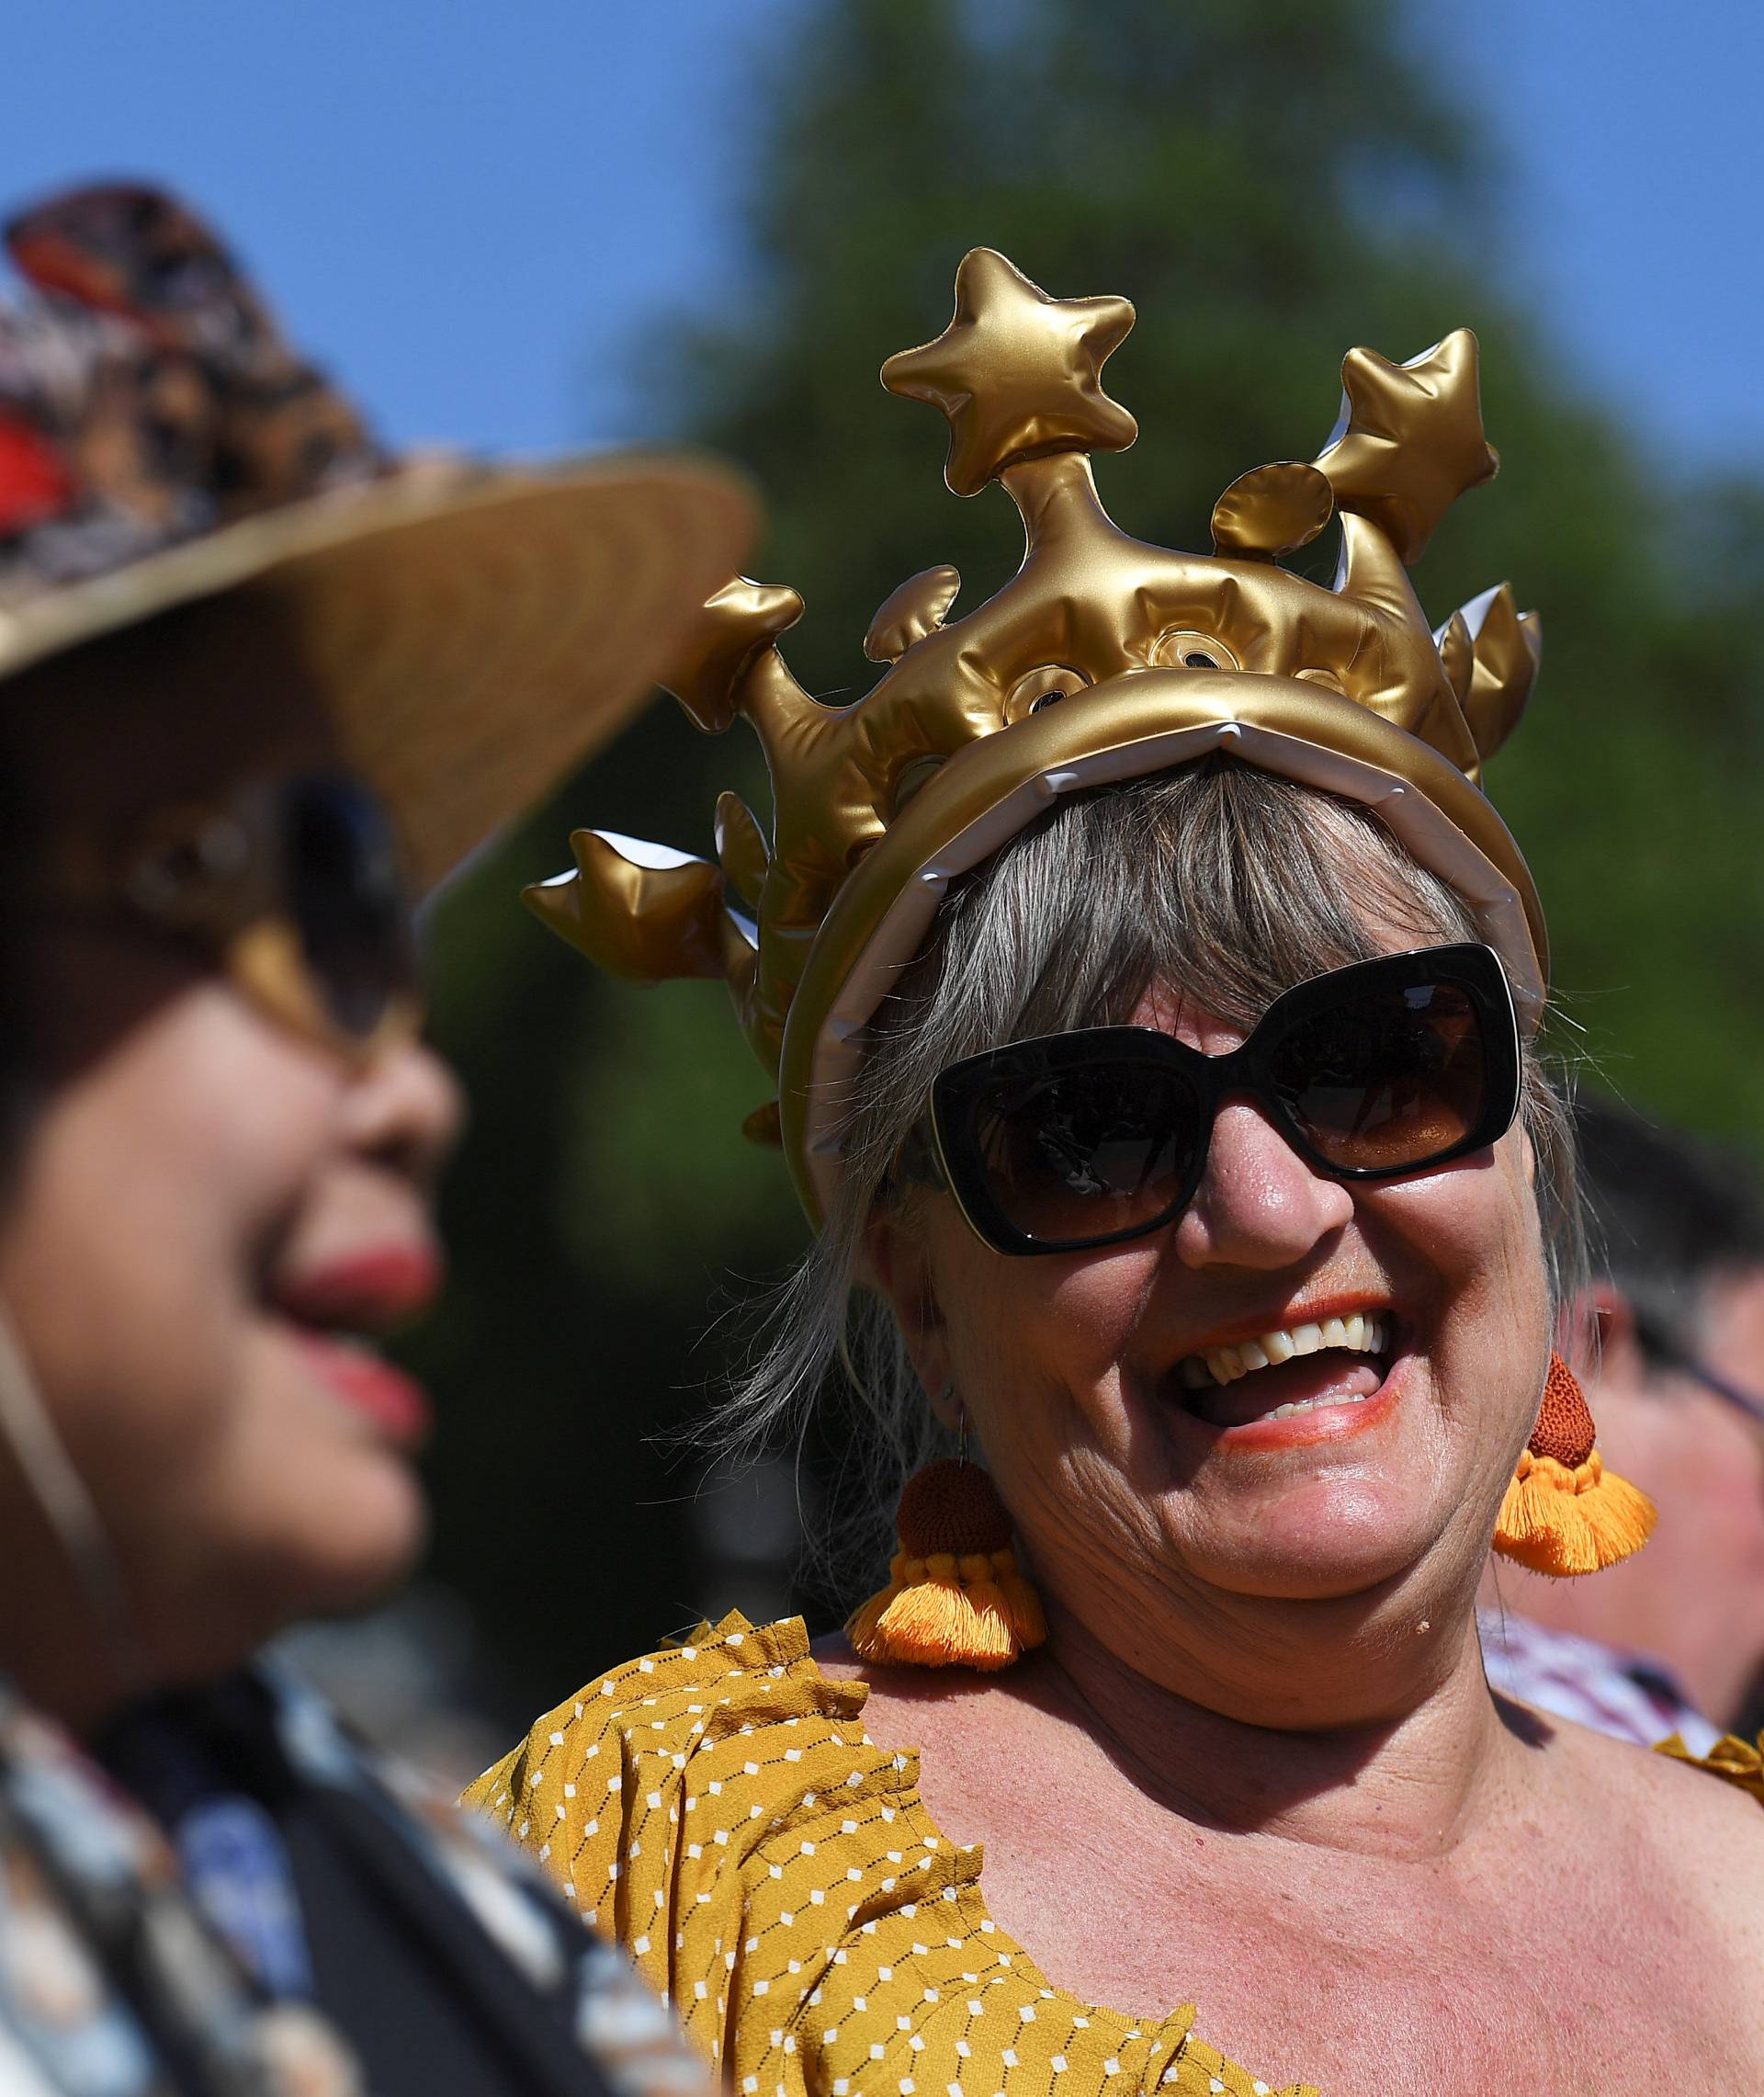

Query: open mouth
[267,1246,442,1449]
[1174,1312,1396,1430]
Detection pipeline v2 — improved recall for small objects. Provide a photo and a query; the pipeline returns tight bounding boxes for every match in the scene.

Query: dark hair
[1574,1094,1764,1351]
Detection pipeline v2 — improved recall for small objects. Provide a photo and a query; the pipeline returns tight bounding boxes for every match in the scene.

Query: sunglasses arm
[892,1115,951,1194]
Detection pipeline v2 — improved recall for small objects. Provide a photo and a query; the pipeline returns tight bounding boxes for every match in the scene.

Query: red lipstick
[273,1245,443,1332]
[295,1332,433,1448]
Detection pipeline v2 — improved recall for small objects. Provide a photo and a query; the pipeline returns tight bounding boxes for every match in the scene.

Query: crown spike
[1210,462,1334,561]
[1457,584,1542,767]
[524,833,728,983]
[881,247,1136,498]
[1329,512,1478,770]
[1436,607,1475,698]
[1313,329,1498,564]
[865,564,962,663]
[1330,510,1437,632]
[998,451,1130,562]
[726,648,844,787]
[715,790,770,909]
[666,576,805,733]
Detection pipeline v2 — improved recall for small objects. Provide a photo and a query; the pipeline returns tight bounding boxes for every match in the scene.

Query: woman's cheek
[946,1249,1142,1445]
[1369,1157,1549,1467]
[3,994,354,1587]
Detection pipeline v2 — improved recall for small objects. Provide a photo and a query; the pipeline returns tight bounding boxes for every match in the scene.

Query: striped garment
[1479,1607,1720,1754]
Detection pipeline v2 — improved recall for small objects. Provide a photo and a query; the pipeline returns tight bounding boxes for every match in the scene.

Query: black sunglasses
[37,770,420,1059]
[903,943,1521,1257]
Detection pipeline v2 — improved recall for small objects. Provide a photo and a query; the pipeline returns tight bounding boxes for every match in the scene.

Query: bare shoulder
[1565,1718,1764,1836]
[1533,1709,1764,1932]
[809,1631,1062,1794]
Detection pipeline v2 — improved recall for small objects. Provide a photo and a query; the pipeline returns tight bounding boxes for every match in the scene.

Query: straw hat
[0,183,754,890]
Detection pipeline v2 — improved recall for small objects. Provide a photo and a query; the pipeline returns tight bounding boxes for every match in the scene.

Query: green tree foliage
[409,0,1763,1709]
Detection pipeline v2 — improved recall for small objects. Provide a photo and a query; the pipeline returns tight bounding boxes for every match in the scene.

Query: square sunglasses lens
[284,776,416,1038]
[1270,978,1487,1171]
[969,1059,1201,1245]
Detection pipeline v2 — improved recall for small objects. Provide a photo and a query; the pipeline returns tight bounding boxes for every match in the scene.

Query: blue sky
[7,1,1759,477]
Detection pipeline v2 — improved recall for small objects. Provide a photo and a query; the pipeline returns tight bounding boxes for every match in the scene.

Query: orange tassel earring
[848,1407,1046,1671]
[1492,1352,1657,1576]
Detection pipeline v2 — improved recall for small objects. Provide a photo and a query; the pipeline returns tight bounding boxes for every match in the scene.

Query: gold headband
[529,247,1544,1222]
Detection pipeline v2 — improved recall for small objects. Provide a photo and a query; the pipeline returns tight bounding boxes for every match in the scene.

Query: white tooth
[1262,1329,1296,1364]
[1345,1314,1366,1349]
[1206,1346,1243,1385]
[1292,1321,1324,1355]
[1368,1315,1387,1352]
[1271,1403,1296,1420]
[1321,1317,1350,1349]
[1238,1340,1270,1372]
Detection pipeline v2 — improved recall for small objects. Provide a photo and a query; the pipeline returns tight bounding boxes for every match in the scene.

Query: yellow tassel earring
[1493,1352,1657,1576]
[848,1400,1047,1671]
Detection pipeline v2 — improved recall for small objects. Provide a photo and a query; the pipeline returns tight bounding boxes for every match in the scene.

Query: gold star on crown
[881,247,1138,495]
[528,249,1544,1217]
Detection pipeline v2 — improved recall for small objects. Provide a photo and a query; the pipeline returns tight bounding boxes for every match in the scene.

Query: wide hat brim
[0,454,756,893]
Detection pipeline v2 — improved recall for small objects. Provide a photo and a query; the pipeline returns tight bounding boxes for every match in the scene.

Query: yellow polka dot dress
[464,1614,1317,2097]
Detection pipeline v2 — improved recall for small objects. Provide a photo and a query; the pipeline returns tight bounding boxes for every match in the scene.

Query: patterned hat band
[0,179,757,901]
[0,182,386,606]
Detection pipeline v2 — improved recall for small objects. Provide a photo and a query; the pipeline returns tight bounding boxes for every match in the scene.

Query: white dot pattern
[465,1613,1316,2097]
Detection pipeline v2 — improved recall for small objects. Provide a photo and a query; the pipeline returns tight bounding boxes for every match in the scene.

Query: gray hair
[718,758,1579,1599]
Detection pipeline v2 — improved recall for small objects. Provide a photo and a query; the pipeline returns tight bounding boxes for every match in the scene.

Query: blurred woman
[476,250,1764,2095]
[0,183,749,2095]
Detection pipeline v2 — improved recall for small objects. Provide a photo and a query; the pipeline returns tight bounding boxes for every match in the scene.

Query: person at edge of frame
[0,181,751,2097]
[473,244,1764,2097]
[1482,1094,1764,1751]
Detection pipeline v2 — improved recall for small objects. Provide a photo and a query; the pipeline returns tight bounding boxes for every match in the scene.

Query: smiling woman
[473,250,1764,2097]
[0,181,751,2095]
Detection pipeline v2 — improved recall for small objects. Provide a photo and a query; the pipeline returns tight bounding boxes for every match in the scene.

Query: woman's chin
[1170,1474,1444,1603]
[153,1454,430,1685]
[270,1444,432,1626]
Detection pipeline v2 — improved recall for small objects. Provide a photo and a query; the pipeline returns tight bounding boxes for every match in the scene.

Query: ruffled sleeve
[1656,1729,1764,1805]
[468,1614,1315,2097]
[464,1613,965,2082]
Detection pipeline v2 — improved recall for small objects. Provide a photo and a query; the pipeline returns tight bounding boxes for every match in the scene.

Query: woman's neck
[1036,1588,1515,1863]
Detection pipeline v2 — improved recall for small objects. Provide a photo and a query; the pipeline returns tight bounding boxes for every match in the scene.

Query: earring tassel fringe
[847,1457,1047,1671]
[1492,1354,1657,1577]
[1494,1448,1657,1576]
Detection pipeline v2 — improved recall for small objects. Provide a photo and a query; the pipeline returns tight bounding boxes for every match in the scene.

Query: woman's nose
[337,1036,466,1186]
[1169,1094,1353,1272]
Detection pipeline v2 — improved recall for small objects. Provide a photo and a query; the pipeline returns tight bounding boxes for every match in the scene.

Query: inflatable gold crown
[530,248,1545,1222]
